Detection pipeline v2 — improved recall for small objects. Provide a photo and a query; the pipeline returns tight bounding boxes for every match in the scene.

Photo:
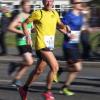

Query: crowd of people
[0,0,98,100]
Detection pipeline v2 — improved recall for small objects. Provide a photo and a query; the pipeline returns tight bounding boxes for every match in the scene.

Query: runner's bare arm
[8,14,23,34]
[57,22,71,34]
[22,18,33,45]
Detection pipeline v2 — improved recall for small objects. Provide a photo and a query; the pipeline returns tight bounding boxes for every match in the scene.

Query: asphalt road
[0,59,100,100]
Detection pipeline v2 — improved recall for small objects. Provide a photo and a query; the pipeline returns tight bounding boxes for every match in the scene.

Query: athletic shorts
[17,45,32,55]
[63,44,81,64]
[36,47,52,59]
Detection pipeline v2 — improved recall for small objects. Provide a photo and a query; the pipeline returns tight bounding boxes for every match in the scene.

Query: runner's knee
[26,59,34,66]
[75,65,82,72]
[51,63,59,73]
[72,64,82,72]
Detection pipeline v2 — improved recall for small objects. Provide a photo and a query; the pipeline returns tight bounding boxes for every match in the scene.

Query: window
[55,5,60,8]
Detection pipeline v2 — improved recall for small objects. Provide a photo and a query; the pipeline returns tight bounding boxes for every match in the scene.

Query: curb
[0,55,100,68]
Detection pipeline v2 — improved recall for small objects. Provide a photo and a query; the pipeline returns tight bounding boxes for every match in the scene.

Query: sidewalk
[0,47,100,69]
[0,47,100,63]
[0,47,63,61]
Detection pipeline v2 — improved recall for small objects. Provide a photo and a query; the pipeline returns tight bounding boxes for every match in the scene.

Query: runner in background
[54,0,85,96]
[8,0,34,86]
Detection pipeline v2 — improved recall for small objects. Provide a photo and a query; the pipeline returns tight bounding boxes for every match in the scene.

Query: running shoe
[53,74,59,83]
[17,86,27,100]
[59,88,75,96]
[53,68,64,83]
[11,80,22,87]
[8,62,19,76]
[42,91,55,100]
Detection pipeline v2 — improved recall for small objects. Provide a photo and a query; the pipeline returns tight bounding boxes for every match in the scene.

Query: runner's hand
[26,36,32,46]
[69,34,77,39]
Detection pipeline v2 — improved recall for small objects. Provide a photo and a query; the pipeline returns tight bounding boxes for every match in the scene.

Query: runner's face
[73,3,84,11]
[1,7,9,13]
[43,0,54,10]
[22,2,31,13]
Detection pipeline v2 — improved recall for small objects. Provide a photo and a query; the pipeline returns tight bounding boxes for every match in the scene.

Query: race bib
[44,35,54,50]
[69,31,80,43]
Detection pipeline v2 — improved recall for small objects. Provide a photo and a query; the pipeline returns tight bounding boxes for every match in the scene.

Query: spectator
[0,4,11,55]
[81,3,91,59]
[8,0,34,86]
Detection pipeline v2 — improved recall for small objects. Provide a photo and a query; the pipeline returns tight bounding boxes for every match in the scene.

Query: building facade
[0,0,71,17]
[0,0,92,17]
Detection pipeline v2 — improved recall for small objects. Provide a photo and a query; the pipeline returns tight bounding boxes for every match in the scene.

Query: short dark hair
[70,0,74,4]
[20,0,30,6]
[70,0,83,4]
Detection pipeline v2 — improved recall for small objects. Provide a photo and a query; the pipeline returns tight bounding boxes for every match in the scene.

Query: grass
[5,31,100,49]
[5,30,64,48]
[89,32,100,51]
[55,30,64,48]
[5,32,16,47]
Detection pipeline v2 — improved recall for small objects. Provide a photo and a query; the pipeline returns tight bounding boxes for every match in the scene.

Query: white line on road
[1,76,100,85]
[0,79,46,85]
[58,60,100,64]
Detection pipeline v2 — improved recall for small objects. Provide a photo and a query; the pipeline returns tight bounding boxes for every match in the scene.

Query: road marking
[0,79,11,82]
[58,60,100,64]
[0,79,46,85]
[0,57,100,64]
[0,76,100,85]
[77,76,100,80]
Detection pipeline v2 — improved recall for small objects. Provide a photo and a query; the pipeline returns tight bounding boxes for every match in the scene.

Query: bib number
[69,31,80,43]
[44,35,54,50]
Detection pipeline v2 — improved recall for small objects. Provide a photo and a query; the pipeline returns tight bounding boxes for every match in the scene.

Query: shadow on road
[58,80,100,87]
[0,80,100,96]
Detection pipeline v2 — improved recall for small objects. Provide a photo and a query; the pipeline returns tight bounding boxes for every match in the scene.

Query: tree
[91,0,100,5]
